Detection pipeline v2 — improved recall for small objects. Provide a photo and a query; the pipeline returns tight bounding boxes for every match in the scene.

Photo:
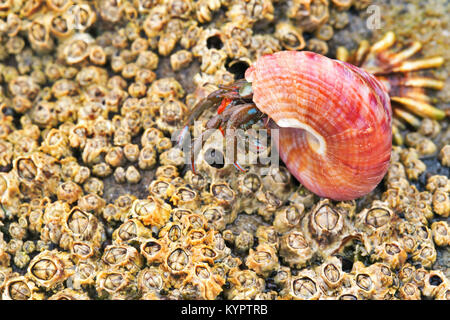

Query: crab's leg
[217,91,242,100]
[388,42,422,66]
[177,99,218,146]
[393,108,421,129]
[402,77,444,90]
[189,89,238,120]
[354,40,370,66]
[404,91,431,103]
[225,104,264,131]
[392,123,403,146]
[336,47,350,63]
[222,103,265,172]
[370,31,396,53]
[218,78,248,91]
[380,74,444,91]
[176,88,236,146]
[392,56,444,73]
[391,96,446,120]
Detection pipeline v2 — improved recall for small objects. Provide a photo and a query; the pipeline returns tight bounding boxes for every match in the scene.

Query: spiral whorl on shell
[245,51,392,200]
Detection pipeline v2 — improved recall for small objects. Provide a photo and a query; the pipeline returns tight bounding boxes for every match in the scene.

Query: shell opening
[277,118,326,155]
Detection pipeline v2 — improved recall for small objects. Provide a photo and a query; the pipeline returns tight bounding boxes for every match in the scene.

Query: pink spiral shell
[245,51,392,200]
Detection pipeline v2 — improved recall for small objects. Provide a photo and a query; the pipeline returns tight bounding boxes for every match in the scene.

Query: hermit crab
[178,50,392,201]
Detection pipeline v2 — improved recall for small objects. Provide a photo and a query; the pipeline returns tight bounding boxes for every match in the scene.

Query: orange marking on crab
[217,98,233,114]
[218,126,225,136]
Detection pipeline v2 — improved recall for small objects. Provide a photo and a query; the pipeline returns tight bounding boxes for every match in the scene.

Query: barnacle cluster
[0,0,448,300]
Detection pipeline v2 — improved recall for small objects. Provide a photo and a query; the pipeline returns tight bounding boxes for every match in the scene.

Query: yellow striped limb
[370,31,395,53]
[388,42,422,66]
[393,57,444,72]
[336,46,349,62]
[403,77,444,90]
[392,124,403,146]
[393,108,421,128]
[391,96,446,120]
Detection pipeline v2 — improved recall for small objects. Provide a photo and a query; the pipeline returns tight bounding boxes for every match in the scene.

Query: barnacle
[62,207,105,248]
[432,189,450,217]
[316,256,344,291]
[113,219,153,245]
[308,200,345,243]
[27,250,74,289]
[373,242,407,270]
[137,266,167,297]
[102,244,143,273]
[129,197,171,228]
[431,221,450,247]
[279,230,313,268]
[182,262,224,299]
[48,288,90,300]
[421,270,449,299]
[2,276,44,300]
[281,269,321,300]
[96,269,138,298]
[350,262,396,299]
[63,34,93,65]
[274,21,305,51]
[246,243,279,277]
[225,269,265,300]
[287,0,329,32]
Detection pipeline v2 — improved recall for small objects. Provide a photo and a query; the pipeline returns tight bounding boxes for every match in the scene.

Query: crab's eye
[238,81,253,98]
